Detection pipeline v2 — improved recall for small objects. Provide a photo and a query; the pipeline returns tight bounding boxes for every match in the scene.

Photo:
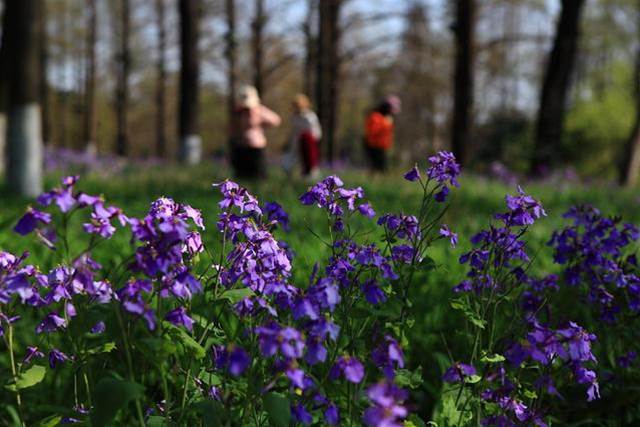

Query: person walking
[230,85,281,179]
[284,94,322,178]
[363,95,401,173]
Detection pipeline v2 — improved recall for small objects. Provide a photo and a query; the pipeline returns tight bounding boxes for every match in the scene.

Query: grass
[2,162,640,420]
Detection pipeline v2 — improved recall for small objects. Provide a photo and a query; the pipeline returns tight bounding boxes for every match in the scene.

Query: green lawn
[2,162,639,420]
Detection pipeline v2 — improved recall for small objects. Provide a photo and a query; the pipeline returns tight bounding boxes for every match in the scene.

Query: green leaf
[167,324,206,359]
[86,342,117,355]
[219,288,254,304]
[480,353,505,364]
[90,378,145,427]
[263,392,291,427]
[146,416,168,427]
[433,385,473,426]
[219,311,241,339]
[464,374,482,384]
[418,255,436,270]
[450,298,486,329]
[192,399,225,427]
[6,365,46,391]
[395,367,423,389]
[38,415,62,427]
[404,414,427,427]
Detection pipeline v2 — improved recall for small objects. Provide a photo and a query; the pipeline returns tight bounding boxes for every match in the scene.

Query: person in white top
[283,94,322,178]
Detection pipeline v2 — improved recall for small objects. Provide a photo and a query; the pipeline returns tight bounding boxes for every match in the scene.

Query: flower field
[1,155,640,426]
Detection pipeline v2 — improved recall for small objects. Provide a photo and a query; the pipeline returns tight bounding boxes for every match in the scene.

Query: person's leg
[253,148,267,179]
[300,132,315,176]
[372,148,385,172]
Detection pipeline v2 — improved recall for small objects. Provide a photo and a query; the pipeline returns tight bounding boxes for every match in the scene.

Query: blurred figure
[230,85,281,179]
[363,95,401,173]
[284,94,322,178]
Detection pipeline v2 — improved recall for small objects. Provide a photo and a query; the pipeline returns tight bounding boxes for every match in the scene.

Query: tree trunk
[5,0,43,197]
[450,0,475,167]
[530,0,585,176]
[252,0,265,96]
[115,0,130,157]
[178,0,201,165]
[620,6,640,187]
[39,0,50,147]
[225,0,237,143]
[83,0,97,154]
[303,0,316,98]
[155,0,167,158]
[0,3,9,175]
[316,0,341,164]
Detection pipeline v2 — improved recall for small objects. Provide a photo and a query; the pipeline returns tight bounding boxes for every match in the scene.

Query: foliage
[0,153,463,426]
[3,157,640,425]
[565,61,635,178]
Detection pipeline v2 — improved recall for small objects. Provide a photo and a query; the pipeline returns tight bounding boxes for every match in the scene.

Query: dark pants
[364,144,387,172]
[232,145,266,179]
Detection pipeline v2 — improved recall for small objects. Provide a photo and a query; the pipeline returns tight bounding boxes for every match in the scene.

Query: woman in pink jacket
[230,85,281,179]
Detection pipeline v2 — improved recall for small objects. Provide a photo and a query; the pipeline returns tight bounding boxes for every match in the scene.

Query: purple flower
[292,403,313,425]
[440,225,458,247]
[325,403,340,425]
[372,336,405,378]
[23,346,45,364]
[358,203,376,218]
[495,186,546,227]
[330,356,365,383]
[90,321,106,334]
[363,381,408,427]
[255,322,305,359]
[49,349,70,368]
[362,280,387,305]
[36,312,67,334]
[427,151,461,187]
[264,201,290,231]
[403,165,420,182]
[214,345,251,376]
[442,362,477,383]
[165,306,194,332]
[14,207,52,235]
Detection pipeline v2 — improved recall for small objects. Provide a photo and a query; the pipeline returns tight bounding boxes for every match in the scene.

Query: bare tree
[115,0,130,156]
[83,0,97,153]
[530,0,585,176]
[252,0,266,95]
[225,0,238,129]
[303,0,317,98]
[316,0,342,164]
[0,3,8,174]
[450,0,475,166]
[178,0,202,164]
[39,0,50,147]
[620,4,640,187]
[155,0,167,158]
[5,0,44,197]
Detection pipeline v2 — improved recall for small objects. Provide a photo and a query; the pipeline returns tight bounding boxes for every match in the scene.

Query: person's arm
[260,105,282,128]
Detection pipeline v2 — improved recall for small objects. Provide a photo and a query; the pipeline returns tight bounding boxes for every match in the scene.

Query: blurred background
[1,0,640,192]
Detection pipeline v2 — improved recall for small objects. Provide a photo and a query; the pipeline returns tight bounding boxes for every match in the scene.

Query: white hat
[237,85,260,109]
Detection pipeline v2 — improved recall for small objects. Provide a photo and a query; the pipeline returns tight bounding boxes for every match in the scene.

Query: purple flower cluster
[447,186,608,426]
[300,175,375,230]
[209,177,419,426]
[549,205,640,322]
[404,151,461,202]
[455,186,545,294]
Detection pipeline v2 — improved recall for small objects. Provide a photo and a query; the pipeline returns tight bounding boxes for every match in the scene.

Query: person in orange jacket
[363,95,401,172]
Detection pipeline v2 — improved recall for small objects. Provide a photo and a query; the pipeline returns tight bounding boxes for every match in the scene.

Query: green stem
[7,324,26,427]
[114,308,146,426]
